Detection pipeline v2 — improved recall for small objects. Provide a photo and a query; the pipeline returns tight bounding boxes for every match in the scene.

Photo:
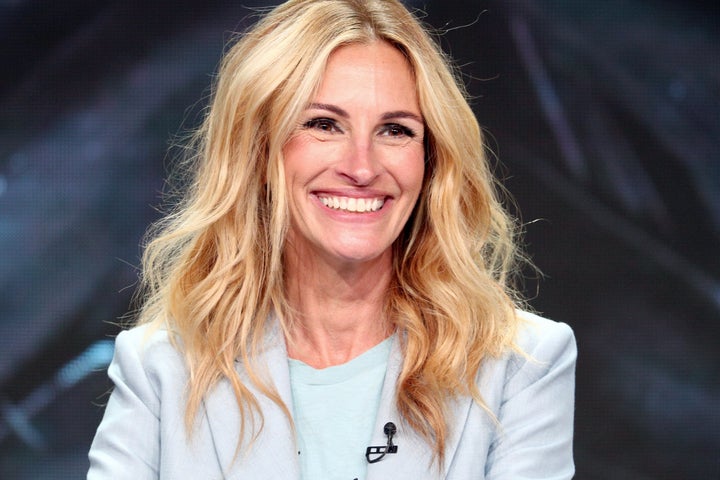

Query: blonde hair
[137,0,524,466]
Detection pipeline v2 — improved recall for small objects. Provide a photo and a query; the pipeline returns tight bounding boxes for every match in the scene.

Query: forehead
[324,40,413,71]
[312,41,420,111]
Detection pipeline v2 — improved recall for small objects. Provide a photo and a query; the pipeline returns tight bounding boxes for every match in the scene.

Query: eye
[380,123,416,138]
[303,117,342,133]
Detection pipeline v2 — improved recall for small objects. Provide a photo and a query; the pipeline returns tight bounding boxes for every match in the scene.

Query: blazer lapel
[203,322,300,480]
[366,338,474,480]
[203,324,474,479]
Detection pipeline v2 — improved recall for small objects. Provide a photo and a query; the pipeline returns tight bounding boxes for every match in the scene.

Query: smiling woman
[87,1,576,479]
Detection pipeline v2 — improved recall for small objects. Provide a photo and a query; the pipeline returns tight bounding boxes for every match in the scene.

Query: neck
[283,245,394,368]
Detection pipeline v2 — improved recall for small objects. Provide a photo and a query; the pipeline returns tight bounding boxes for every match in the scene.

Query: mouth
[317,195,386,213]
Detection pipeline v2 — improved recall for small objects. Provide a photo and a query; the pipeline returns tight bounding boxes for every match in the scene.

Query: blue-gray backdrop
[1,1,718,478]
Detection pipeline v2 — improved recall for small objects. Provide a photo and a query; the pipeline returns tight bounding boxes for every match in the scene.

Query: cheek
[400,147,426,197]
[282,137,308,181]
[282,135,341,183]
[283,150,316,191]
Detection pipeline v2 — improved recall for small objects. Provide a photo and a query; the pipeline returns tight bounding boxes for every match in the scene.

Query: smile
[318,195,385,213]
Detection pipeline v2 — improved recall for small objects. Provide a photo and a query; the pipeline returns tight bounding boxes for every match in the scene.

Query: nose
[337,136,380,186]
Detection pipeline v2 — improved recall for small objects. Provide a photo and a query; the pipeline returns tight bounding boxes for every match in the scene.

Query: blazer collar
[203,322,474,479]
[203,320,300,479]
[365,337,474,480]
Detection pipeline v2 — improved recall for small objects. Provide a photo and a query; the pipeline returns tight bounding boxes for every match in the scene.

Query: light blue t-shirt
[289,336,393,480]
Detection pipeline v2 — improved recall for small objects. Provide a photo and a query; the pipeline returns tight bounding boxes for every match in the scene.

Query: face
[282,41,425,269]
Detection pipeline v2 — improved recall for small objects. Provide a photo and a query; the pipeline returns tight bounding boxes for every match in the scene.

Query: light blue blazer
[88,311,576,479]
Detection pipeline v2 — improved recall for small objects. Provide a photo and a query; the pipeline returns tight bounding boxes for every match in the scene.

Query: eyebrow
[381,110,424,124]
[307,103,424,124]
[308,103,348,118]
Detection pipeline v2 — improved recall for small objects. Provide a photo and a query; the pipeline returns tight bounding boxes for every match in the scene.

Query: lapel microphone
[365,422,398,464]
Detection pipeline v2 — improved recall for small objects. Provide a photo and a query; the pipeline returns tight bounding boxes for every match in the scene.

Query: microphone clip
[365,422,398,464]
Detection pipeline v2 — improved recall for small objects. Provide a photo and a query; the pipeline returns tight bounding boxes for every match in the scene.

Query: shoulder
[478,310,577,393]
[113,322,177,353]
[108,324,188,403]
[89,324,192,478]
[112,323,183,365]
[466,312,576,478]
[514,310,576,363]
[499,310,577,398]
[475,310,576,402]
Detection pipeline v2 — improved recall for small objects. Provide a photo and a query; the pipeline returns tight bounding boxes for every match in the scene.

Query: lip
[312,188,391,198]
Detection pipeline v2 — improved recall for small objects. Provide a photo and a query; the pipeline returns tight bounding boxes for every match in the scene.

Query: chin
[327,243,392,265]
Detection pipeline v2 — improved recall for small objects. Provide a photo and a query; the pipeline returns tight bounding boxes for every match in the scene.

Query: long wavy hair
[136,0,525,466]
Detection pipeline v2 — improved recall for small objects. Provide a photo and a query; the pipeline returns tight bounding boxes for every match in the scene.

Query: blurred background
[0,0,718,478]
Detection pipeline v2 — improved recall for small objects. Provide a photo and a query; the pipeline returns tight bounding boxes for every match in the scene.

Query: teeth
[319,195,385,213]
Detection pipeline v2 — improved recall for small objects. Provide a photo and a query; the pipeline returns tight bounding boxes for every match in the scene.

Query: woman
[88,0,576,479]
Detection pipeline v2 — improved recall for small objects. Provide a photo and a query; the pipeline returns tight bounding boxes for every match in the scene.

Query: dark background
[1,1,718,478]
